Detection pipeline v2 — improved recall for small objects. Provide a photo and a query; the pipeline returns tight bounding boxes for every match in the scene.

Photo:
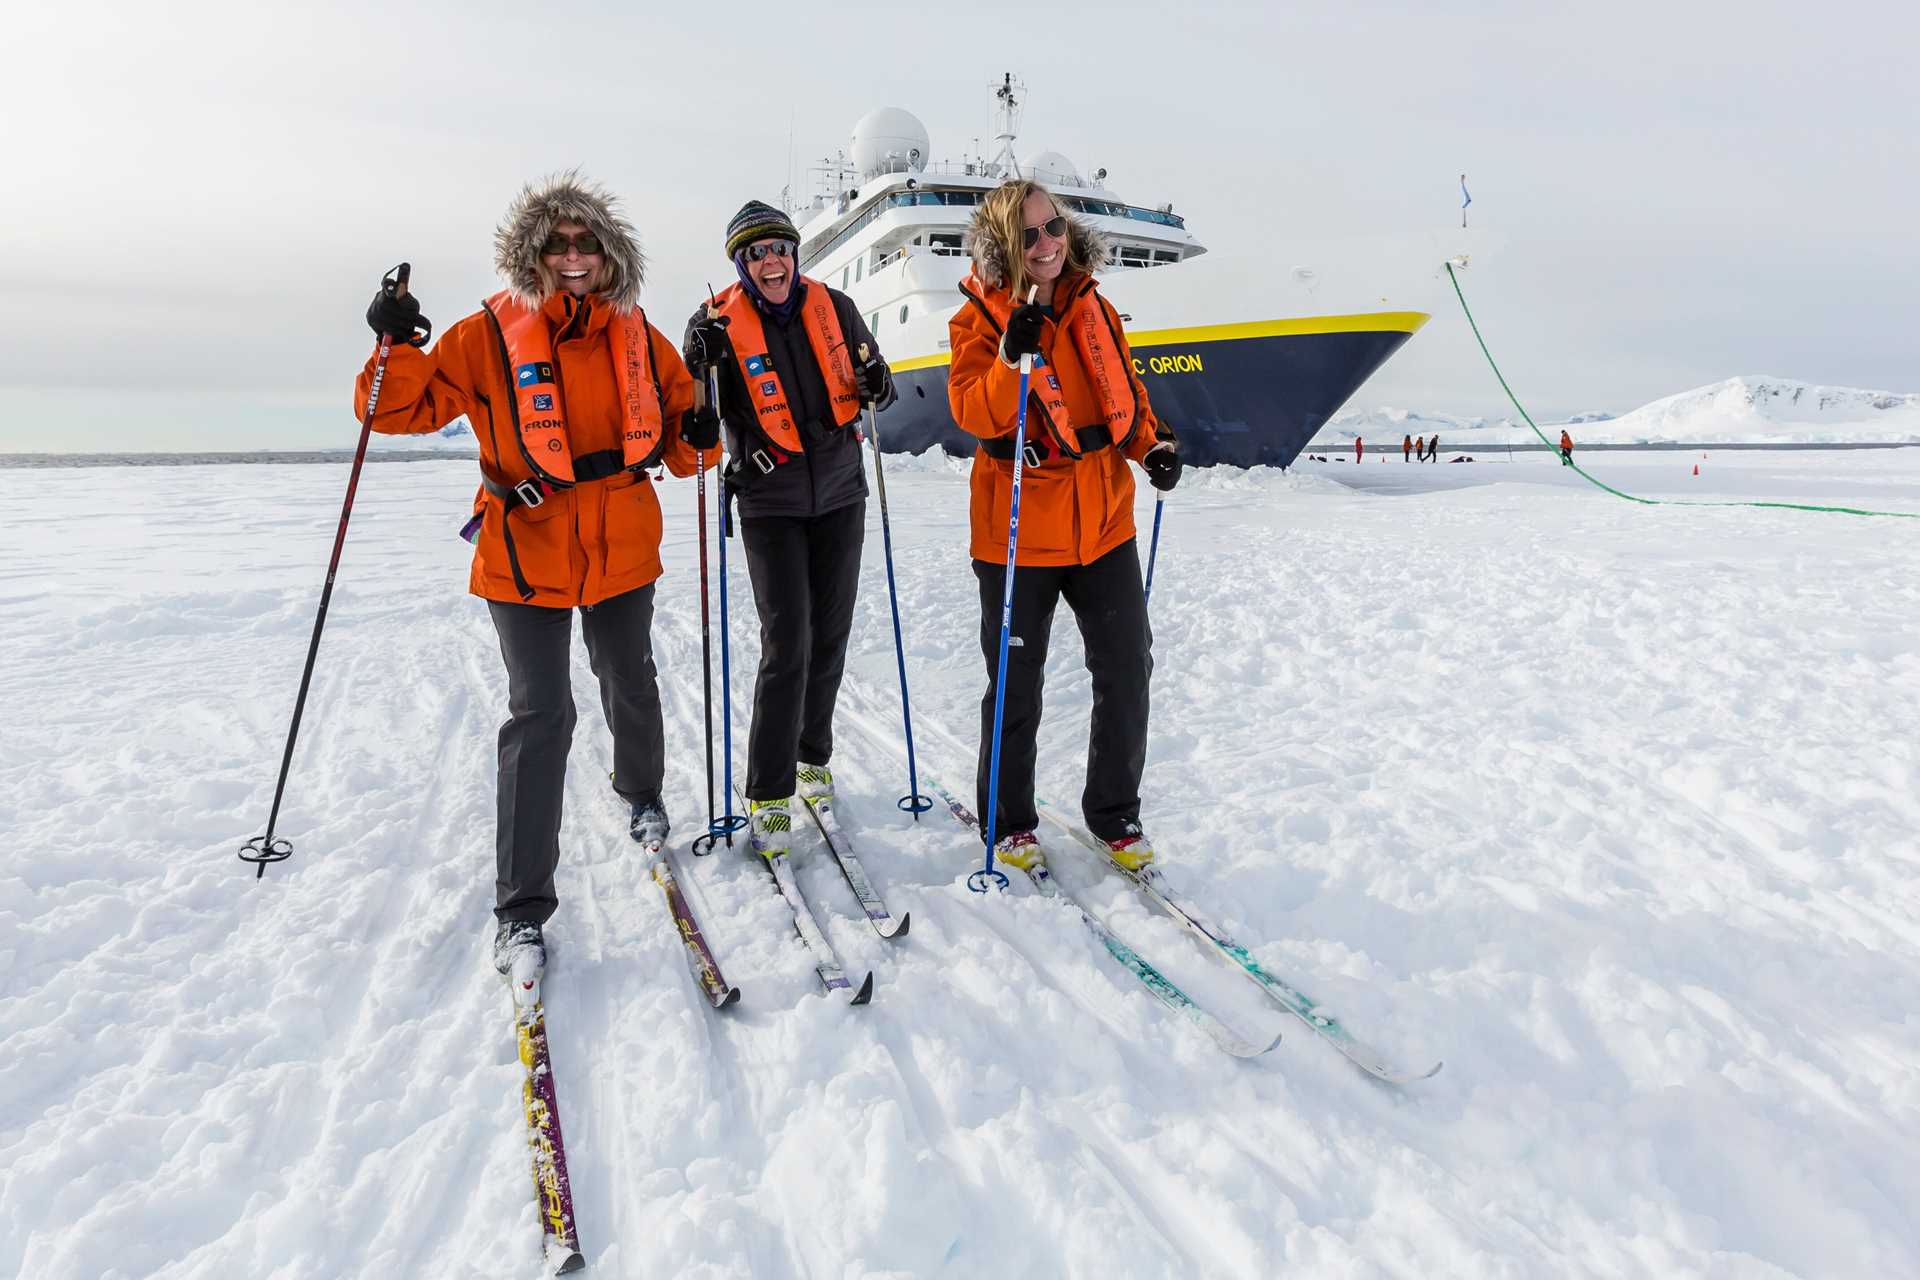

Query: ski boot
[991,829,1046,871]
[1102,822,1157,872]
[611,773,669,847]
[747,796,793,860]
[796,761,834,804]
[493,918,546,977]
[628,797,669,848]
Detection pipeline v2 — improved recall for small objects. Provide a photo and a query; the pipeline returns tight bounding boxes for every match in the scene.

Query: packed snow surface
[1327,375,1920,446]
[3,448,1918,1278]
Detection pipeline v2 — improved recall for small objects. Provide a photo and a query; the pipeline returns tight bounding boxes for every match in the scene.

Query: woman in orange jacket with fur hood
[356,171,716,975]
[947,179,1181,876]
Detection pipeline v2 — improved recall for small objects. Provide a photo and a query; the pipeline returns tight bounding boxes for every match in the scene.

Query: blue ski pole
[859,343,932,820]
[972,286,1039,894]
[696,365,748,853]
[1142,489,1167,603]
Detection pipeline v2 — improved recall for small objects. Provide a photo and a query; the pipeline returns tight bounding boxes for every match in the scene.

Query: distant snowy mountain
[1598,377,1920,443]
[1322,376,1920,446]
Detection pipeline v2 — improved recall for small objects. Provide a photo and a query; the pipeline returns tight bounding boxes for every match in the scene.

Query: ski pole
[859,343,932,820]
[695,365,749,852]
[972,285,1038,894]
[241,262,424,879]
[713,463,747,847]
[1142,489,1167,604]
[694,387,717,848]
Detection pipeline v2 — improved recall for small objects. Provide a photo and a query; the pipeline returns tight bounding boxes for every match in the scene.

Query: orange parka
[354,290,706,608]
[948,271,1165,568]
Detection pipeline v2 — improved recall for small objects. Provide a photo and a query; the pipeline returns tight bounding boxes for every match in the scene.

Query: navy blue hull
[881,328,1417,469]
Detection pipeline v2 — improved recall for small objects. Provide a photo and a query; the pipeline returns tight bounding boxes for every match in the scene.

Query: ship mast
[986,73,1026,178]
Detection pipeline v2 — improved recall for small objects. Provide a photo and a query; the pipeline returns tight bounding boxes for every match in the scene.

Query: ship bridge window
[1055,195,1185,229]
[1118,246,1152,268]
[803,188,988,271]
[929,232,963,256]
[1152,249,1180,265]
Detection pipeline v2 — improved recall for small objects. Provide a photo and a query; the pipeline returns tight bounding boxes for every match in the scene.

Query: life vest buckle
[1022,442,1045,468]
[513,478,548,509]
[750,448,778,475]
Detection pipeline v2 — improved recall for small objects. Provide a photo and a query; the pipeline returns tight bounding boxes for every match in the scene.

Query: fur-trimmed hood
[494,170,647,313]
[965,202,1107,291]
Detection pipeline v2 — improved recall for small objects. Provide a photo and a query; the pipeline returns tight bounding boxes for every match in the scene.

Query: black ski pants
[487,584,663,924]
[973,539,1152,844]
[740,500,866,801]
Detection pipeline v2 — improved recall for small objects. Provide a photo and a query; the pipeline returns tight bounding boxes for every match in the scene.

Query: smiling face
[746,238,795,305]
[541,219,605,298]
[1019,189,1067,292]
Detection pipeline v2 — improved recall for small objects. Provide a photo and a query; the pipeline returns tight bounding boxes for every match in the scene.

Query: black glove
[365,265,430,346]
[855,350,892,404]
[681,404,721,451]
[1000,302,1045,362]
[1143,441,1182,492]
[683,314,732,378]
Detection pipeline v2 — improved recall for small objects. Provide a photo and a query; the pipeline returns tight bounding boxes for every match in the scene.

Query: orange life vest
[711,279,861,454]
[480,291,667,483]
[957,272,1141,459]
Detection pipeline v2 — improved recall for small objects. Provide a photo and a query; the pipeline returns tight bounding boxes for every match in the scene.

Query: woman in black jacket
[683,201,895,858]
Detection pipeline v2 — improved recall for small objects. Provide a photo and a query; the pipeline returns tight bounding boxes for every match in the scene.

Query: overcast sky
[4,0,1915,451]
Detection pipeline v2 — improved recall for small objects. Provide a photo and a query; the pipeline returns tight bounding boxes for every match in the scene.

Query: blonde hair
[975,180,1099,299]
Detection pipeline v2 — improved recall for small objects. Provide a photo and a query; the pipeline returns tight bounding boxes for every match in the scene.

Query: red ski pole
[241,262,425,879]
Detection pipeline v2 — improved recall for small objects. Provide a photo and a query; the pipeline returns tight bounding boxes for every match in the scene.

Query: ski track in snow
[2,449,1916,1278]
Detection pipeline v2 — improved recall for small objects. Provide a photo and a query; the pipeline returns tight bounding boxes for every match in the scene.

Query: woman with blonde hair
[947,179,1181,874]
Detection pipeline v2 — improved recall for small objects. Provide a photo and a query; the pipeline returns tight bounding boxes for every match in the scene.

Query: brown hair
[973,180,1101,299]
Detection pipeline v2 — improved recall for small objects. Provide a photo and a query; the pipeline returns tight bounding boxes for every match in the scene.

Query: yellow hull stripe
[889,310,1429,374]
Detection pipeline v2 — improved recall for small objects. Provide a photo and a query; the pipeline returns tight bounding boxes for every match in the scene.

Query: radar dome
[850,107,930,178]
[1025,149,1081,186]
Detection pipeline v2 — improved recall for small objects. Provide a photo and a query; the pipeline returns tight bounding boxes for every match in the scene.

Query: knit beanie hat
[725,200,801,257]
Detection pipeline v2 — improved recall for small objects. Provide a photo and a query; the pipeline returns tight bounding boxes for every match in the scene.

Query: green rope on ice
[1443,263,1920,520]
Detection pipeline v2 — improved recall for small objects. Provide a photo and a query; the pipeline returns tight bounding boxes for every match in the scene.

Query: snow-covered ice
[2,444,1917,1278]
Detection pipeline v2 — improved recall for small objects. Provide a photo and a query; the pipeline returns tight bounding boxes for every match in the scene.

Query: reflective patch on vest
[1044,371,1061,392]
[760,380,778,397]
[515,361,555,387]
[532,393,553,410]
[745,353,770,375]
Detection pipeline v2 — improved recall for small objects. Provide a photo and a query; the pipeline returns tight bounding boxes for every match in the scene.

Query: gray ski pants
[487,584,663,924]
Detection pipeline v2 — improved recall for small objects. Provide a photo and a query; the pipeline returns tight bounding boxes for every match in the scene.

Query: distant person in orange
[1404,434,1413,461]
[1560,429,1574,465]
[1355,436,1364,464]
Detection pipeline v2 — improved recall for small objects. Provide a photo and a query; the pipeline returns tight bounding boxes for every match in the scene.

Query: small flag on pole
[1460,173,1472,228]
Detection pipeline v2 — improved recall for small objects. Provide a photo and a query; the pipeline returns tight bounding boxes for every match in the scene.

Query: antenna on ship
[987,72,1026,178]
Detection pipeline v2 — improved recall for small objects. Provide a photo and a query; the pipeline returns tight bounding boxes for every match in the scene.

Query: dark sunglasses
[1021,216,1068,250]
[540,231,602,256]
[745,241,795,262]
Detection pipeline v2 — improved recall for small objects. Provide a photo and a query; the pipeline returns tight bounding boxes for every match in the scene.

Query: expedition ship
[792,76,1436,468]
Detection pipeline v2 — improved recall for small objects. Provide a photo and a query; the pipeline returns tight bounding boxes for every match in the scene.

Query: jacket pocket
[477,485,574,596]
[988,460,1071,560]
[600,471,661,580]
